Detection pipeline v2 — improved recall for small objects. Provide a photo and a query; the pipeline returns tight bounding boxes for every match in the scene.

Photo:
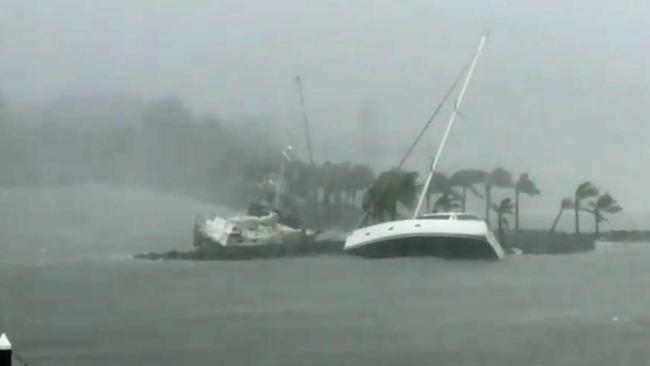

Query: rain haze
[2,1,650,365]
[2,0,650,219]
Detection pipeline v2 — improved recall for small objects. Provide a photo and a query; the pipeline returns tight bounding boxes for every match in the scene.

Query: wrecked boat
[189,203,342,260]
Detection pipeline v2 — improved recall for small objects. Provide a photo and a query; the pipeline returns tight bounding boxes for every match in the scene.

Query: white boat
[345,213,505,259]
[194,211,315,248]
[193,144,312,247]
[344,34,506,260]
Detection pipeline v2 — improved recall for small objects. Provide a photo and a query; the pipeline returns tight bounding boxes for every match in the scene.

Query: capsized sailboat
[344,34,506,260]
[194,146,317,253]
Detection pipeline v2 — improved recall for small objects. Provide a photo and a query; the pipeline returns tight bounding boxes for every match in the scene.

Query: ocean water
[2,185,650,366]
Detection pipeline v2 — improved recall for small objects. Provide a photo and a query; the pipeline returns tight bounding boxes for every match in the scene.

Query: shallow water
[2,185,650,366]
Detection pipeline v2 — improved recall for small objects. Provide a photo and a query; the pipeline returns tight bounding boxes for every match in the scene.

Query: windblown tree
[362,169,418,222]
[348,164,375,207]
[514,173,541,230]
[449,169,486,212]
[331,162,352,206]
[318,161,336,206]
[433,189,463,212]
[424,172,451,212]
[493,198,514,244]
[574,181,599,235]
[550,198,573,233]
[588,192,622,236]
[484,168,514,227]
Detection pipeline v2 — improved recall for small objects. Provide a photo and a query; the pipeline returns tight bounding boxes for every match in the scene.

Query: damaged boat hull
[344,217,506,260]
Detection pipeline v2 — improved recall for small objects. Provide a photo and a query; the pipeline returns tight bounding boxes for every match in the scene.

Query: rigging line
[295,75,315,166]
[412,34,488,219]
[353,65,468,228]
[395,64,468,171]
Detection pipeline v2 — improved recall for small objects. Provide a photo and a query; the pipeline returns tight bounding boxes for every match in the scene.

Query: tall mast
[295,75,315,166]
[352,66,467,229]
[412,34,488,219]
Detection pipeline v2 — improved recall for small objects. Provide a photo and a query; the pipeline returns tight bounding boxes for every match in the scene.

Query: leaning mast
[295,75,315,166]
[412,34,488,219]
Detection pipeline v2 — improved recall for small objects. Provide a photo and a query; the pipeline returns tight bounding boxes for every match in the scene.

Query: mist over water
[0,184,228,264]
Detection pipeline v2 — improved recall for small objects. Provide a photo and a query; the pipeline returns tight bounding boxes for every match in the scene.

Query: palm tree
[514,173,541,230]
[362,169,418,222]
[433,189,463,212]
[588,192,622,236]
[424,172,451,212]
[550,198,573,233]
[318,161,335,205]
[493,198,514,245]
[449,169,486,212]
[349,164,374,207]
[484,168,514,227]
[574,182,599,235]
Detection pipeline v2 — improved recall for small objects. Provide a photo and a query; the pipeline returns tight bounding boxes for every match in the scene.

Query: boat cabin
[418,213,481,221]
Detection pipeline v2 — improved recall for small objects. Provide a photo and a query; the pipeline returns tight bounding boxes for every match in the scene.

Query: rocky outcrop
[134,240,345,261]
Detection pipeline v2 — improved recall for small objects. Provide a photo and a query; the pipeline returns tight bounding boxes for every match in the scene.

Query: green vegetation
[514,174,541,230]
[550,198,573,233]
[362,169,418,222]
[589,193,622,236]
[483,168,514,227]
[573,182,600,235]
[493,197,514,242]
[546,182,622,236]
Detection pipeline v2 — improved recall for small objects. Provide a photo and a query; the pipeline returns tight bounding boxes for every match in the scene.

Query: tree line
[360,167,622,237]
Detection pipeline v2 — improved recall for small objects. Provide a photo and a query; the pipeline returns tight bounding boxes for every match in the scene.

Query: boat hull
[345,235,501,259]
[344,219,505,260]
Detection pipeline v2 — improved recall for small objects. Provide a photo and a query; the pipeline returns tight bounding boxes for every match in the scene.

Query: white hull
[196,212,312,248]
[344,217,505,259]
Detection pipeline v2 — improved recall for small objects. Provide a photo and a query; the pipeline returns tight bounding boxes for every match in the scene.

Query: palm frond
[468,184,485,199]
[491,198,514,214]
[576,181,599,200]
[449,169,488,187]
[488,167,514,188]
[516,173,541,196]
[561,198,574,208]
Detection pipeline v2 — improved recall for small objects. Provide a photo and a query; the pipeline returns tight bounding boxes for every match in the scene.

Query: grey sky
[1,0,649,217]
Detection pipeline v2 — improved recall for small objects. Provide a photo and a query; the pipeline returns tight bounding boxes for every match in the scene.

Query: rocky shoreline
[134,240,345,261]
[134,229,601,260]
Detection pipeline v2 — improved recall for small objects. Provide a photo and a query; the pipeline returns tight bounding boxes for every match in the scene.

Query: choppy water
[2,185,650,366]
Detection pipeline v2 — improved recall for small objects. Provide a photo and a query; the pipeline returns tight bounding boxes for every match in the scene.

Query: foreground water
[2,185,650,366]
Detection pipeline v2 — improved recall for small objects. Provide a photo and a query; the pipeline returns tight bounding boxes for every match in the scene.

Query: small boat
[344,212,504,259]
[190,206,343,259]
[191,143,334,258]
[344,34,506,260]
[194,209,315,249]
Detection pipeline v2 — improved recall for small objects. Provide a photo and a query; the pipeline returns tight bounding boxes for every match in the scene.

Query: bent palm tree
[449,169,486,212]
[349,164,374,207]
[424,172,451,212]
[484,168,514,227]
[550,198,573,233]
[362,169,418,223]
[574,182,599,235]
[514,173,541,230]
[589,192,622,236]
[433,188,463,212]
[493,198,514,245]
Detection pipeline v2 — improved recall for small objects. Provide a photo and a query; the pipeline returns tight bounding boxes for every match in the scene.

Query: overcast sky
[1,0,649,217]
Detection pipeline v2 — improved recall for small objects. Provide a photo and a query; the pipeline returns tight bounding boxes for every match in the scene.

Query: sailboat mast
[412,34,488,219]
[295,75,315,166]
